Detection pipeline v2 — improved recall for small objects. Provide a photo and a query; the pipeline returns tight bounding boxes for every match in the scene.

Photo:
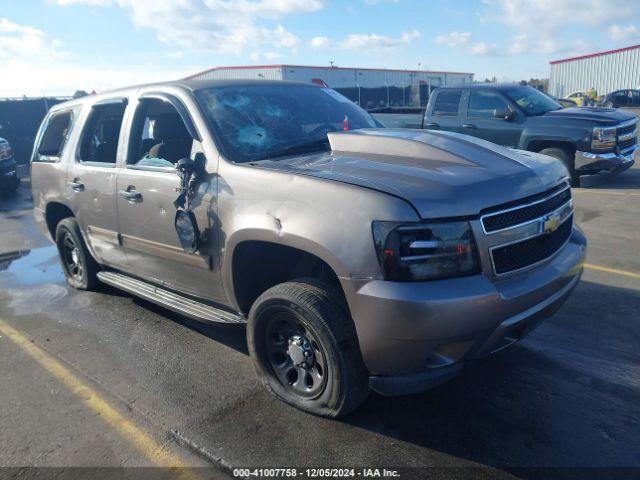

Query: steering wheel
[308,124,338,138]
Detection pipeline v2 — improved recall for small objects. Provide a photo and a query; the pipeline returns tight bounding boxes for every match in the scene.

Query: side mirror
[494,108,516,121]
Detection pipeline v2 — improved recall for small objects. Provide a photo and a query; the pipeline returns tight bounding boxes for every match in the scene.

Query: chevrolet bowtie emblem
[542,213,561,234]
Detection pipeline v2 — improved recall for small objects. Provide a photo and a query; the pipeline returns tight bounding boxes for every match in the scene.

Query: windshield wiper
[267,137,331,160]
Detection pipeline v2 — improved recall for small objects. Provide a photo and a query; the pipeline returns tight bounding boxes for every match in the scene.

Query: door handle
[118,189,142,203]
[424,122,439,129]
[68,180,85,192]
[462,123,477,129]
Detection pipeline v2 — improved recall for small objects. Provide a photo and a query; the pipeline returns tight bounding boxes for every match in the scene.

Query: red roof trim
[550,44,640,65]
[184,64,473,80]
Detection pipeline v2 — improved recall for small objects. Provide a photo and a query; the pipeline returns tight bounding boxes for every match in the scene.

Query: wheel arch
[226,234,349,316]
[44,202,75,240]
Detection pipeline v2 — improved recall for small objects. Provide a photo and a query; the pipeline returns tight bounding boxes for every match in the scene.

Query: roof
[437,82,522,90]
[47,78,316,111]
[185,64,474,80]
[550,44,640,65]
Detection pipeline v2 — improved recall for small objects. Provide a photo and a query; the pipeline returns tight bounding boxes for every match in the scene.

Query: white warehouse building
[185,64,473,109]
[549,44,640,98]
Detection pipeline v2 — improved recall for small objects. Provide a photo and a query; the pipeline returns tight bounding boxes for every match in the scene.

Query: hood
[539,106,636,125]
[255,129,568,219]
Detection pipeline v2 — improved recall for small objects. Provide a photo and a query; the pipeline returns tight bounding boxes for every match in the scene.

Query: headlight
[591,126,616,150]
[372,221,480,282]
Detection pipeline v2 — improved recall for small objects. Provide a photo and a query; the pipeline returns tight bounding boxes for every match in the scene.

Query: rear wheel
[604,101,614,108]
[55,218,99,290]
[539,147,579,187]
[247,279,369,417]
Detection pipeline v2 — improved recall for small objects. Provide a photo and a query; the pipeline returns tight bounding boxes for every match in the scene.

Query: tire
[247,279,370,417]
[55,217,100,290]
[605,101,614,108]
[539,147,579,187]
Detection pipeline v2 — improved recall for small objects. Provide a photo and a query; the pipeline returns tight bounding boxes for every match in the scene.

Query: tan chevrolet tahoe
[31,80,586,417]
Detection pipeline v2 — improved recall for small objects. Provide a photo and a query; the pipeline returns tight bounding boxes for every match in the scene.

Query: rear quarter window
[34,111,75,162]
[432,90,462,116]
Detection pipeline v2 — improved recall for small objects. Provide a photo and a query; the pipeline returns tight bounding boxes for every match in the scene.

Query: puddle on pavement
[0,246,65,287]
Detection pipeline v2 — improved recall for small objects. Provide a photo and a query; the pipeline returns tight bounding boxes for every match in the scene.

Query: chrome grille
[492,215,573,275]
[617,120,637,151]
[481,184,571,234]
[481,183,574,276]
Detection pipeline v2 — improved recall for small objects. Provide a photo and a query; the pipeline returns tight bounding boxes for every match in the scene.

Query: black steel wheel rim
[263,307,328,399]
[61,232,84,281]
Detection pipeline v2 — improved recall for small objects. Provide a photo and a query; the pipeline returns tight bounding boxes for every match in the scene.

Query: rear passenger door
[115,93,225,304]
[66,98,128,269]
[424,89,463,133]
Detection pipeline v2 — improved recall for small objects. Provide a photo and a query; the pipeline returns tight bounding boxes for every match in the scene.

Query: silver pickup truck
[31,80,586,417]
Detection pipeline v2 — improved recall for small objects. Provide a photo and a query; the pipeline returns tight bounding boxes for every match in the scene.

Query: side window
[78,102,126,165]
[432,90,462,116]
[35,111,74,161]
[467,90,510,118]
[127,98,194,169]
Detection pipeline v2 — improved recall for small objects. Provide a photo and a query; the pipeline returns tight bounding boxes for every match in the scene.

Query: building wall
[190,66,285,81]
[549,46,640,97]
[187,65,473,109]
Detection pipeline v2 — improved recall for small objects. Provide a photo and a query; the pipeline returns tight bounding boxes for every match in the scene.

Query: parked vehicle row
[31,80,586,417]
[0,137,19,194]
[422,84,637,186]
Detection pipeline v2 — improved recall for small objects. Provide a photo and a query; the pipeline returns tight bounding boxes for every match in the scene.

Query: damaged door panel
[115,95,225,303]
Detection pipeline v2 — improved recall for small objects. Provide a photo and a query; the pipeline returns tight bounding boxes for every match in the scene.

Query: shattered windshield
[195,85,378,163]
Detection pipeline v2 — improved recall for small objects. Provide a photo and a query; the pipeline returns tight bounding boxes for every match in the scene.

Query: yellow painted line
[0,318,199,479]
[573,189,640,196]
[584,263,640,280]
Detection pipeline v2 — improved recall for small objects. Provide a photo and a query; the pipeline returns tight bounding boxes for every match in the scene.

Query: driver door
[462,89,522,147]
[116,94,225,304]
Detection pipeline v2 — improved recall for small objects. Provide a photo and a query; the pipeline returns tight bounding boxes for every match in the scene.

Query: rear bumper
[575,145,636,187]
[341,227,586,395]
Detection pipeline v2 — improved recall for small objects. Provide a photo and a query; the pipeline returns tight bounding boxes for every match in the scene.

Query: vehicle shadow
[128,295,249,355]
[341,279,640,473]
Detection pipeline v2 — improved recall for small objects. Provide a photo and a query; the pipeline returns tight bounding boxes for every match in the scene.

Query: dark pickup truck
[422,84,637,186]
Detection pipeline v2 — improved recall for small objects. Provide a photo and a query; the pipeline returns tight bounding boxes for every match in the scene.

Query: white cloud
[609,24,639,41]
[307,30,420,51]
[52,0,323,55]
[0,18,65,61]
[51,0,112,5]
[0,59,198,97]
[482,0,640,32]
[340,30,421,50]
[308,36,330,49]
[435,31,470,47]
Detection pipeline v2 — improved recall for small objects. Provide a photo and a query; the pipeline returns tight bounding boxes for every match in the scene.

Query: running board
[96,271,245,324]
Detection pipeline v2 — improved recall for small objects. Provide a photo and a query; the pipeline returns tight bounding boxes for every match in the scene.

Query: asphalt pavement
[1,168,639,480]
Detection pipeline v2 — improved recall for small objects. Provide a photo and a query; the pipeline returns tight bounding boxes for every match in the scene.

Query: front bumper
[340,227,586,396]
[575,145,636,187]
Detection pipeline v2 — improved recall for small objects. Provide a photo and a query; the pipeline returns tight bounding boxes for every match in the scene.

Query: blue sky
[1,0,640,96]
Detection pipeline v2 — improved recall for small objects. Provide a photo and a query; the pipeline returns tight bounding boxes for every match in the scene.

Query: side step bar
[97,271,245,324]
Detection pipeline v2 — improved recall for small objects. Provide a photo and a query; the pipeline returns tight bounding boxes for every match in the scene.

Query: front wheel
[247,279,369,417]
[55,217,100,290]
[539,147,579,187]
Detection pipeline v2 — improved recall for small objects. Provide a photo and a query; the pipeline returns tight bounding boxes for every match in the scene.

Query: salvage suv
[423,84,637,186]
[31,80,586,417]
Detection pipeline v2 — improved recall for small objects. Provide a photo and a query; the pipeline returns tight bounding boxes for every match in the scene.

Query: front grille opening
[491,215,573,275]
[483,187,571,233]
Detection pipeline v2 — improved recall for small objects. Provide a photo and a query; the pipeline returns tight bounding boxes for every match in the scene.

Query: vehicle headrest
[155,114,190,142]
